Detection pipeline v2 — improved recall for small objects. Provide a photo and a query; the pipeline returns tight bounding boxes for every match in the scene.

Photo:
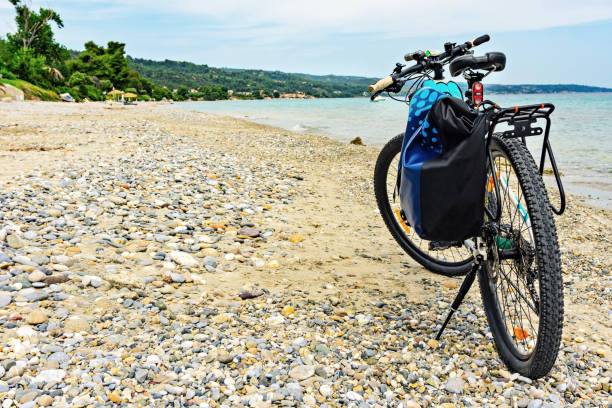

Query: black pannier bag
[399,89,488,241]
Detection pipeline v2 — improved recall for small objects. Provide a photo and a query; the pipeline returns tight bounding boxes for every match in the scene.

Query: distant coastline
[130,57,611,101]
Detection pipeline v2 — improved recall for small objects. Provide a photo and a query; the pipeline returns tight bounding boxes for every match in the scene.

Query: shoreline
[0,102,610,407]
[170,100,612,210]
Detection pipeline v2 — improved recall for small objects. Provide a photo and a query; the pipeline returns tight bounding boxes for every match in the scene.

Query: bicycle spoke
[384,149,471,266]
[487,149,542,356]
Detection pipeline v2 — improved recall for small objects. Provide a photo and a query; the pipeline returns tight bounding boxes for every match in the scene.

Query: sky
[1,0,612,87]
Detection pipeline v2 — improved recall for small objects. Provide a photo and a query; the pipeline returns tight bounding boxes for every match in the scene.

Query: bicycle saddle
[449,52,506,77]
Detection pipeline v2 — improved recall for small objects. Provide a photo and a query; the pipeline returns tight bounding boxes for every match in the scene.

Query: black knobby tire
[479,135,563,379]
[373,133,473,276]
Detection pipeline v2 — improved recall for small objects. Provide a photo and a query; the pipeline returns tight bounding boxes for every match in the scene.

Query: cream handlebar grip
[368,76,394,94]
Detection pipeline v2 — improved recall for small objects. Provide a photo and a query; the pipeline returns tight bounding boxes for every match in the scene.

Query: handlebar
[369,34,490,94]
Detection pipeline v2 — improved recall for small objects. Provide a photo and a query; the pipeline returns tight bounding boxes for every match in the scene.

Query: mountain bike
[370,35,566,379]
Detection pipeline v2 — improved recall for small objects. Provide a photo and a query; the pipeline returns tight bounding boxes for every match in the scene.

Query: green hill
[485,84,612,93]
[129,58,369,98]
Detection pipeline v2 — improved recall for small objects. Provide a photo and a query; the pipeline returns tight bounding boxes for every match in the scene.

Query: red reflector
[472,82,483,105]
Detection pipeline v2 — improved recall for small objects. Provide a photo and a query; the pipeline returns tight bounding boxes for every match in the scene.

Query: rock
[17,326,37,338]
[34,369,66,384]
[166,272,186,283]
[18,288,48,302]
[36,395,54,407]
[30,254,49,265]
[135,368,148,383]
[314,366,328,378]
[169,250,199,267]
[289,365,315,380]
[212,313,232,324]
[7,364,24,378]
[19,391,38,403]
[48,351,70,365]
[27,270,46,283]
[27,309,48,324]
[216,351,233,363]
[239,290,264,300]
[238,226,260,238]
[7,234,24,249]
[289,234,303,243]
[64,317,91,332]
[45,274,69,284]
[107,392,121,403]
[346,391,363,401]
[50,255,72,266]
[285,383,303,402]
[427,339,439,349]
[319,384,333,398]
[529,389,546,399]
[445,377,465,394]
[203,256,217,268]
[14,255,37,266]
[349,136,364,145]
[527,400,543,408]
[282,305,295,316]
[0,294,10,308]
[266,315,285,326]
[404,401,421,408]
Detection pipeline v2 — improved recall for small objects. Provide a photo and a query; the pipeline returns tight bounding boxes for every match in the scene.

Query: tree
[6,0,69,65]
[99,79,113,92]
[68,41,142,90]
[176,85,189,100]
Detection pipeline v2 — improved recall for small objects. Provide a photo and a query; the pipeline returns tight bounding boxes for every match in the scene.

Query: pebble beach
[0,101,610,408]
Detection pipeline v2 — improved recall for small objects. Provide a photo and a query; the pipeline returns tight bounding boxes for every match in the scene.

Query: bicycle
[370,35,566,379]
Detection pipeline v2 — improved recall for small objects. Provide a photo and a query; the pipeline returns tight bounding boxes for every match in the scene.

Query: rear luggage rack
[486,103,565,215]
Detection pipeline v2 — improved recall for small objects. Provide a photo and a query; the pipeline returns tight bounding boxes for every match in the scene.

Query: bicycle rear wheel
[374,133,473,276]
[480,135,563,379]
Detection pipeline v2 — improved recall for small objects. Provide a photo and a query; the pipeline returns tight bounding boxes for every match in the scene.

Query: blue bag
[398,86,487,241]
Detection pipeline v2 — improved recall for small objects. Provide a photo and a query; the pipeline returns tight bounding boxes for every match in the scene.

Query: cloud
[5,0,612,41]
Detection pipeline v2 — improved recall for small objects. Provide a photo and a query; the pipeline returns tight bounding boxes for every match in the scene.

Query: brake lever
[387,79,407,94]
[370,91,383,101]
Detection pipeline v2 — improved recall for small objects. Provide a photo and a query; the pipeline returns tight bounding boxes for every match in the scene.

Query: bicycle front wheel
[480,135,563,379]
[373,133,473,276]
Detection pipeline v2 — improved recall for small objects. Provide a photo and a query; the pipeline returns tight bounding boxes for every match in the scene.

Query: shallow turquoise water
[172,94,612,207]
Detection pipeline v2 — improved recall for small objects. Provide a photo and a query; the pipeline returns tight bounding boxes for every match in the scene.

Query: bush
[0,67,17,80]
[68,71,92,87]
[84,85,102,101]
[138,94,151,102]
[7,49,50,88]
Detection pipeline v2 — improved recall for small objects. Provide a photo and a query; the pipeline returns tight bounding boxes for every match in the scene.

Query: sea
[172,93,612,208]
